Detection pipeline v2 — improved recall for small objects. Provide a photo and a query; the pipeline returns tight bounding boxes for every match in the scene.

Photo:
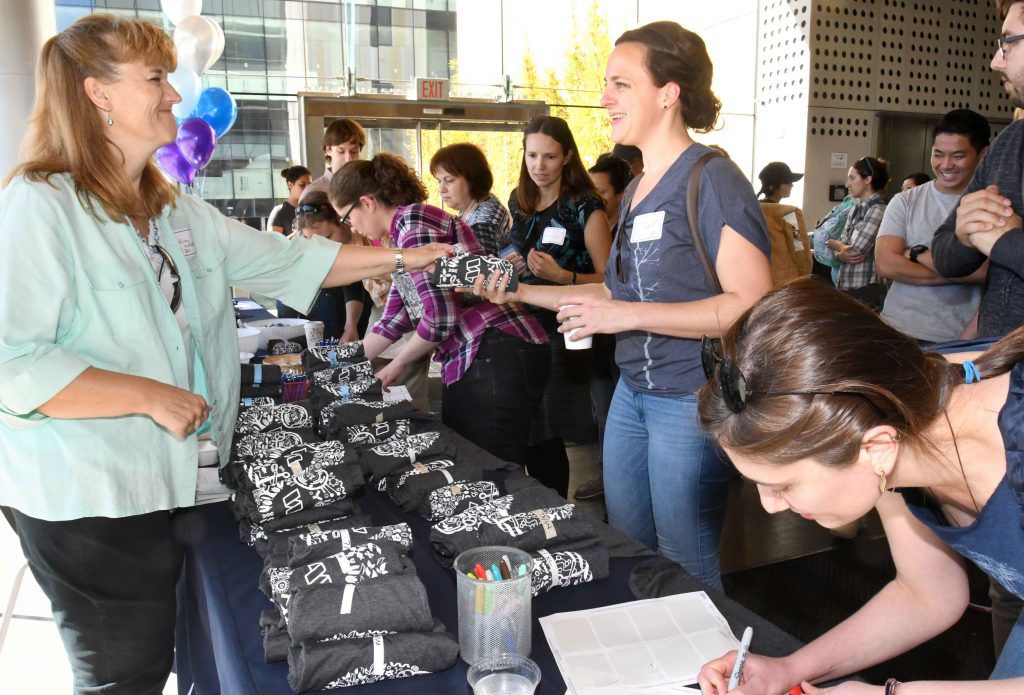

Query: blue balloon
[191,87,237,138]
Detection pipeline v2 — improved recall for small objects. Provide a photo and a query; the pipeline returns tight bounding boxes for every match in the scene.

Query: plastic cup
[303,321,324,347]
[559,305,592,350]
[455,546,532,665]
[467,653,541,695]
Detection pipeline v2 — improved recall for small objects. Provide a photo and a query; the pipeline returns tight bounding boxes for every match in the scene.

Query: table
[173,425,803,694]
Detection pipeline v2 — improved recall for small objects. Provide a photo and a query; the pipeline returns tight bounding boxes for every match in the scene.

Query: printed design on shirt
[326,663,430,688]
[346,419,410,445]
[392,270,424,321]
[425,481,500,520]
[964,551,1024,598]
[393,459,456,489]
[370,524,413,549]
[432,496,514,535]
[238,396,276,408]
[243,441,349,489]
[493,504,575,537]
[320,629,396,642]
[234,402,313,434]
[312,362,375,387]
[307,341,363,364]
[370,432,440,459]
[299,543,393,586]
[252,464,352,522]
[233,430,305,461]
[318,377,379,398]
[530,549,593,596]
[269,339,302,355]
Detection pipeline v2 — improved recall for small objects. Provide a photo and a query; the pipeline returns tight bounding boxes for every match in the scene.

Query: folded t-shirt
[237,441,358,493]
[242,511,372,555]
[317,398,416,436]
[287,627,459,692]
[310,378,384,404]
[285,572,434,645]
[359,432,459,480]
[246,463,364,524]
[335,419,411,447]
[310,362,376,388]
[262,498,360,534]
[420,480,500,521]
[235,401,318,435]
[529,543,609,596]
[303,342,366,373]
[383,459,482,511]
[287,523,413,568]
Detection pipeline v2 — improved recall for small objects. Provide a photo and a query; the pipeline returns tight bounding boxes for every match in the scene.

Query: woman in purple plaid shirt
[327,153,551,472]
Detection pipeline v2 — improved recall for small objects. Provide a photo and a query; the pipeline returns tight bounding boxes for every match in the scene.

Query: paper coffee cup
[559,305,592,350]
[303,321,324,346]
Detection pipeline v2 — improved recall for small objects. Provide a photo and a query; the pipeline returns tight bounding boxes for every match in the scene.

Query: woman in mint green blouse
[0,15,447,694]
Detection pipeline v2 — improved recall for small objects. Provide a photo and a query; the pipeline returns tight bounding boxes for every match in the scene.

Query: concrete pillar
[0,0,55,176]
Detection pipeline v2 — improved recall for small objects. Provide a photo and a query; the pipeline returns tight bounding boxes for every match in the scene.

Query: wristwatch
[394,249,405,273]
[908,244,928,263]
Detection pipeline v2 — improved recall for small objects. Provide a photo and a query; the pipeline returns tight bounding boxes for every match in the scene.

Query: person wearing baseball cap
[757,161,803,202]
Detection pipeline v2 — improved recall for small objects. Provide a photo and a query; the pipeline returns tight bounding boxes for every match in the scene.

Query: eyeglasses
[339,202,357,227]
[150,243,182,313]
[700,336,887,417]
[997,32,1024,60]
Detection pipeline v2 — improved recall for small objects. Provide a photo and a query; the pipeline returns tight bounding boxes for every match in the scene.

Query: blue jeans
[602,381,733,590]
[992,609,1024,678]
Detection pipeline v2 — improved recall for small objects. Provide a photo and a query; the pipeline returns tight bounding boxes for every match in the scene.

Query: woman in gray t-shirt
[471,21,772,591]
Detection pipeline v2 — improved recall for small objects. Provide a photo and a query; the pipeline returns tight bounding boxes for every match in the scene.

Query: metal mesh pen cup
[455,546,532,665]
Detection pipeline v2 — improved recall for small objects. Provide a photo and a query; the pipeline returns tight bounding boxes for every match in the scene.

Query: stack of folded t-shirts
[240,363,283,400]
[359,431,459,481]
[242,456,364,525]
[429,485,609,595]
[303,341,365,373]
[233,440,358,494]
[221,428,321,491]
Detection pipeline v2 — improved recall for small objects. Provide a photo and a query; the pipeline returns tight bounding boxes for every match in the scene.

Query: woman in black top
[268,165,311,235]
[507,116,612,496]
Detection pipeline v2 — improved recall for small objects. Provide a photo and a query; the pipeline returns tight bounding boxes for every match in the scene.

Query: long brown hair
[328,153,427,209]
[6,14,177,223]
[514,115,598,213]
[698,278,1024,467]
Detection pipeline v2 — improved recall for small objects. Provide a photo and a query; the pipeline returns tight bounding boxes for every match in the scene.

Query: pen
[728,626,753,690]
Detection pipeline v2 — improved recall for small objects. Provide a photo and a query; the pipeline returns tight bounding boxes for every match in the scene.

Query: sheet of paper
[384,385,412,403]
[541,592,740,693]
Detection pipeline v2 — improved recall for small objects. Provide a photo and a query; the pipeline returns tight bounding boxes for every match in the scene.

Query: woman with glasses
[473,21,772,590]
[267,165,311,235]
[696,278,1024,693]
[277,192,369,342]
[826,156,890,309]
[0,16,448,693]
[328,152,550,472]
[505,115,612,497]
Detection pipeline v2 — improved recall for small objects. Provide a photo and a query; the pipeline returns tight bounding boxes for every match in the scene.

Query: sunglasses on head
[700,336,886,417]
[295,202,333,217]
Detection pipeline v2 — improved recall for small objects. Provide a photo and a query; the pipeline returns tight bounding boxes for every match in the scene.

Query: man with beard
[931,1,1024,338]
[876,109,989,343]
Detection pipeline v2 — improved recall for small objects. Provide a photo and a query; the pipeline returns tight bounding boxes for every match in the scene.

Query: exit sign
[414,77,449,101]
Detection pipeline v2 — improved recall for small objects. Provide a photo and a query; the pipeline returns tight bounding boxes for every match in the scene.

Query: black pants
[6,507,183,695]
[442,329,550,473]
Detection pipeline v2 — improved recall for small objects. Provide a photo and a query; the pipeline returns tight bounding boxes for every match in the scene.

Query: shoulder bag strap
[687,150,724,295]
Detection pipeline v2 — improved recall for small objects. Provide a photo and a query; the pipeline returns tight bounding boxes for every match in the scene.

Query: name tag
[542,226,567,245]
[630,211,665,243]
[173,227,198,257]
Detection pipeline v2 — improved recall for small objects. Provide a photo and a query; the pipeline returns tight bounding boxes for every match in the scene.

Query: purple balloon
[156,142,197,186]
[176,117,217,170]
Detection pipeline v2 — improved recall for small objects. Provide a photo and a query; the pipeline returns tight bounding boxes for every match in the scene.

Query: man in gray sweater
[932,0,1024,338]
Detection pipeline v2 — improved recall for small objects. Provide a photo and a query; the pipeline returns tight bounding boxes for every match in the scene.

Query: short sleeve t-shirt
[605,144,770,395]
[878,181,981,343]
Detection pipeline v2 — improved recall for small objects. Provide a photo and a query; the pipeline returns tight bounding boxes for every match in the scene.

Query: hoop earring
[878,471,888,494]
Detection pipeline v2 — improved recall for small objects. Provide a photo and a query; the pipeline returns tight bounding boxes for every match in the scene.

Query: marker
[728,626,753,690]
[466,572,475,580]
[473,563,487,580]
[790,687,803,695]
[491,564,502,581]
[498,559,511,580]
[485,569,494,581]
[517,563,528,576]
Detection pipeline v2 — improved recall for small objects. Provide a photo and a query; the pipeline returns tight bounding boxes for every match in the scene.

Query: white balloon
[160,0,203,27]
[174,15,225,77]
[168,65,202,119]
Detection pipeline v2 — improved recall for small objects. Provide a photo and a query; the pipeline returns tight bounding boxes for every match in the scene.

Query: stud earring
[107,116,114,126]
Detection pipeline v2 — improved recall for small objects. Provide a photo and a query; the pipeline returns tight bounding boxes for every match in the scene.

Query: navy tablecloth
[172,426,802,694]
